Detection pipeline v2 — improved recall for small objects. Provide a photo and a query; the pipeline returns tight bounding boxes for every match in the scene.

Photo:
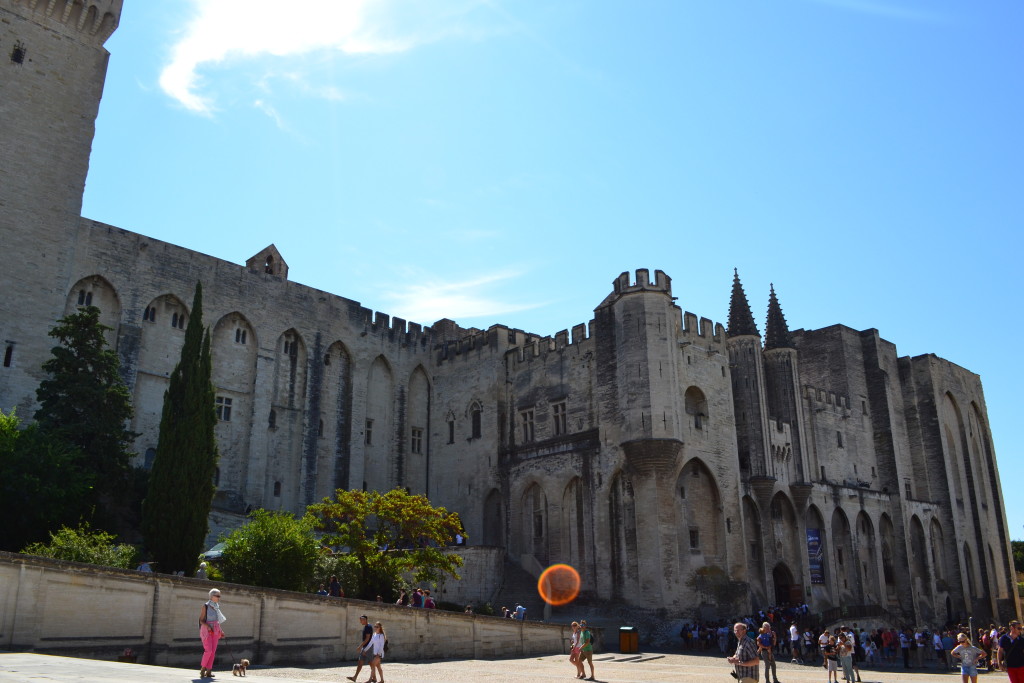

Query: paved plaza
[0,650,989,683]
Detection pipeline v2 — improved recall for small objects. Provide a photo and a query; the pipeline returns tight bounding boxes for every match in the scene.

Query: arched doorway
[773,563,796,606]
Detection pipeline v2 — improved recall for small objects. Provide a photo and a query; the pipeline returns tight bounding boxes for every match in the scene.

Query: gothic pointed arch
[211,311,258,502]
[744,495,766,605]
[133,292,191,451]
[561,477,586,571]
[805,504,829,605]
[909,514,931,594]
[405,365,431,494]
[483,488,504,547]
[769,492,801,569]
[609,470,639,601]
[676,458,724,560]
[879,513,897,603]
[273,328,308,409]
[830,507,855,601]
[856,511,881,605]
[464,398,484,440]
[519,481,549,567]
[260,328,308,508]
[65,275,121,344]
[318,341,353,497]
[364,355,395,492]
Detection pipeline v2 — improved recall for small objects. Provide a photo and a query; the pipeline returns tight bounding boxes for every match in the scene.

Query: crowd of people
[712,603,1024,683]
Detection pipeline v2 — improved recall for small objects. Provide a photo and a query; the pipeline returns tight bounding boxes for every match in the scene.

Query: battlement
[435,317,596,366]
[348,305,431,348]
[11,0,122,43]
[804,384,851,411]
[681,311,726,345]
[611,268,672,296]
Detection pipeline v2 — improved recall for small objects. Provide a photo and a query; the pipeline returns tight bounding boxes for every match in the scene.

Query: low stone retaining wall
[0,552,570,666]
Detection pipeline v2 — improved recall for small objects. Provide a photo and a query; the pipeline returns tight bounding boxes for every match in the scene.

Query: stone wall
[0,552,567,667]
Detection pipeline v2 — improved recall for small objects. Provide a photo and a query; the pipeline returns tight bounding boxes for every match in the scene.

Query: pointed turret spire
[727,268,760,337]
[764,283,793,350]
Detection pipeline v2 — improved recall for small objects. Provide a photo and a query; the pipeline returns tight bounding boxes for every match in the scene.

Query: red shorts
[1006,666,1024,683]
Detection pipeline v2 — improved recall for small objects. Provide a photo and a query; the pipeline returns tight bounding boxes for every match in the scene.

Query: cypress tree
[34,306,135,516]
[142,283,219,574]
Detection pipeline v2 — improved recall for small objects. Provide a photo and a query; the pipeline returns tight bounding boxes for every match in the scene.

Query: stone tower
[726,270,771,485]
[0,0,122,412]
[762,284,811,492]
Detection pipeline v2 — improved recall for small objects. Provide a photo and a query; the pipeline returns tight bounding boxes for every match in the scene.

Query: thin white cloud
[159,0,494,114]
[381,270,544,324]
[801,0,947,22]
[253,99,288,131]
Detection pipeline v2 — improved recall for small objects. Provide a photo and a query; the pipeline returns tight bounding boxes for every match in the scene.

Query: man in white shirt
[790,623,802,663]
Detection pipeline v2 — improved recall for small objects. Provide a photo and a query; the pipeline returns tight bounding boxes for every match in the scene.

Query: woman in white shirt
[368,622,387,683]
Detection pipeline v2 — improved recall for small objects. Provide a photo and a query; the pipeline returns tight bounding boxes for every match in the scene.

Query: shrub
[219,509,321,591]
[22,523,137,569]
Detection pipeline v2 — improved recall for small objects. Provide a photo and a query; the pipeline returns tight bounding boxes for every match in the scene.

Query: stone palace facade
[1,0,1018,624]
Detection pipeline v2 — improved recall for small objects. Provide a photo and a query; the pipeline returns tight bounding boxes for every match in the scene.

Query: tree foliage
[34,306,135,511]
[0,409,92,550]
[22,522,137,569]
[1013,539,1023,575]
[142,283,218,575]
[307,488,465,600]
[220,509,322,591]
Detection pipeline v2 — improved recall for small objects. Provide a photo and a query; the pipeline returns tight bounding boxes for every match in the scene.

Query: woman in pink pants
[198,588,226,678]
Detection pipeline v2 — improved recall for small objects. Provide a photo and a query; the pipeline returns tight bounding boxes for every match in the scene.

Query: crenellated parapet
[507,322,594,368]
[11,0,121,43]
[345,304,431,348]
[613,268,671,294]
[803,384,852,415]
[768,418,793,460]
[597,268,672,307]
[680,311,727,347]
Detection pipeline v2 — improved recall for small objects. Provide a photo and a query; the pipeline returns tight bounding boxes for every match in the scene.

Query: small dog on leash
[232,658,250,676]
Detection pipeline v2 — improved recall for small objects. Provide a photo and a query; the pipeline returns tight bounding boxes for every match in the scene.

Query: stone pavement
[0,650,982,682]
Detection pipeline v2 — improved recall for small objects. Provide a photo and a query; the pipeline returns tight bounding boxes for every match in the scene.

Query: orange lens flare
[537,563,581,606]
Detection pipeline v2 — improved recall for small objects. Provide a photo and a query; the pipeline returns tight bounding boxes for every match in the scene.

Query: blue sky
[81,0,1022,540]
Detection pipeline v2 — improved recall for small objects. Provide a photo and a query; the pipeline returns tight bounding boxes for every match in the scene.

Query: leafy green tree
[22,522,137,569]
[220,509,322,591]
[0,409,92,550]
[308,488,465,600]
[34,306,135,510]
[142,283,218,575]
[1012,539,1023,575]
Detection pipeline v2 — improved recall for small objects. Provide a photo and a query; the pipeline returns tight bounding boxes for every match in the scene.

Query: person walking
[198,588,226,679]
[757,622,780,683]
[346,615,375,682]
[727,622,761,683]
[997,620,1024,683]
[579,620,596,681]
[367,622,387,683]
[569,621,585,679]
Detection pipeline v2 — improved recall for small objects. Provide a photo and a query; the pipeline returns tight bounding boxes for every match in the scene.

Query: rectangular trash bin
[619,626,638,653]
